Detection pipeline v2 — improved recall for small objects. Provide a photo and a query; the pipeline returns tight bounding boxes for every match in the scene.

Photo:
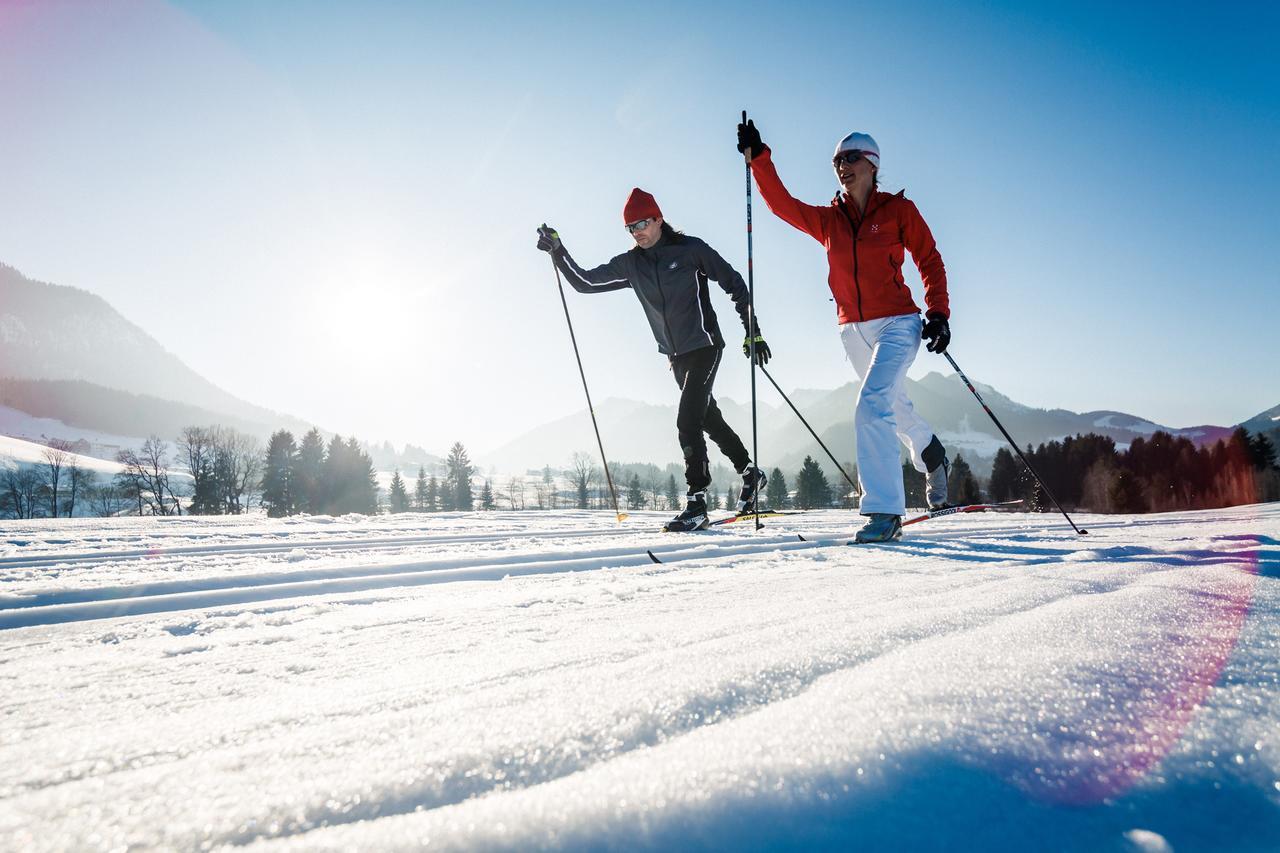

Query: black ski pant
[671,345,751,494]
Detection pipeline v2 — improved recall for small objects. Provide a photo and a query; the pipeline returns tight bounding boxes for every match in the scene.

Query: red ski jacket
[749,146,949,325]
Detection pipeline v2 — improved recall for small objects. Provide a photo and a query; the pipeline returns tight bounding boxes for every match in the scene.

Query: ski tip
[616,513,630,523]
[1079,529,1089,535]
[646,549,662,564]
[797,534,807,542]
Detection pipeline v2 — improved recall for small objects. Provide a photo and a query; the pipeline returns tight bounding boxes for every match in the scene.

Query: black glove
[743,331,771,365]
[536,223,561,253]
[736,118,764,160]
[922,313,950,354]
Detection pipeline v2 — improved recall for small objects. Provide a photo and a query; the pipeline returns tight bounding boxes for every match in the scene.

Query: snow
[1,505,1278,850]
[0,433,126,476]
[1093,414,1164,436]
[0,404,144,462]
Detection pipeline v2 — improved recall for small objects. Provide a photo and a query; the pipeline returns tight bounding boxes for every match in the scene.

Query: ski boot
[854,513,903,543]
[735,465,767,515]
[664,491,709,532]
[923,435,950,511]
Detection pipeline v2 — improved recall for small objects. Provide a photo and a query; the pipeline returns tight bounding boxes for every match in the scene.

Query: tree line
[1,427,473,519]
[6,426,1276,519]
[987,427,1279,513]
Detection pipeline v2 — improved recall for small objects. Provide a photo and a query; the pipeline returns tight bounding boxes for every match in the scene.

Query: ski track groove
[4,515,1259,630]
[0,525,634,568]
[212,552,1205,849]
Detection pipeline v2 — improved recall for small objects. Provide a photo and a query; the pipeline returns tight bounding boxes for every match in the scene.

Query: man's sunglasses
[625,218,655,234]
[832,151,869,169]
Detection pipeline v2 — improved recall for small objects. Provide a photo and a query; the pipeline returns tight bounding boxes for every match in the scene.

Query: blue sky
[0,1,1275,455]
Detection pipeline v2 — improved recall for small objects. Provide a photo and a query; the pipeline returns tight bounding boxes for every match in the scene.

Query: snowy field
[1,505,1278,851]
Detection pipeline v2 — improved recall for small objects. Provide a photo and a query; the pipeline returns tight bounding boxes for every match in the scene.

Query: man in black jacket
[537,188,770,531]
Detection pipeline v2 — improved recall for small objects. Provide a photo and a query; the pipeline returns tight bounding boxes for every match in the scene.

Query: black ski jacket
[552,230,754,357]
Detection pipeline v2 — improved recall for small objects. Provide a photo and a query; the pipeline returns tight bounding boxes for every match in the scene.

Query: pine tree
[294,428,326,514]
[765,467,788,509]
[388,470,409,513]
[320,434,348,514]
[261,430,297,517]
[902,459,927,508]
[446,442,474,511]
[795,456,831,509]
[726,483,736,511]
[348,437,380,515]
[426,475,439,512]
[413,465,428,511]
[665,474,679,510]
[707,487,720,511]
[947,454,983,505]
[627,474,644,510]
[988,447,1021,503]
[481,480,494,510]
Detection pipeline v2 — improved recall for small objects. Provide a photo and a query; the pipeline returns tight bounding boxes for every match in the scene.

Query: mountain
[0,262,311,439]
[0,262,320,446]
[484,373,1257,479]
[1239,403,1280,438]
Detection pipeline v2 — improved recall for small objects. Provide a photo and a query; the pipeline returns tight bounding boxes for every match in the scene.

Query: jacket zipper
[837,199,865,321]
[652,253,675,354]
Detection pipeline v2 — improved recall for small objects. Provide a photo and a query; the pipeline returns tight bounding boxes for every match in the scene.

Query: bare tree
[506,475,525,510]
[570,453,594,510]
[2,461,44,519]
[213,428,262,514]
[89,479,129,517]
[178,426,219,514]
[65,462,94,518]
[41,439,74,518]
[117,436,180,515]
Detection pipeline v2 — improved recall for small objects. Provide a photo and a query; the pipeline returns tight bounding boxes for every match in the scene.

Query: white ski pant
[839,313,936,516]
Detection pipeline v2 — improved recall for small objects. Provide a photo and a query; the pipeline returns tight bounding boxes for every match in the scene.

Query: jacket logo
[870,223,880,233]
[668,261,678,270]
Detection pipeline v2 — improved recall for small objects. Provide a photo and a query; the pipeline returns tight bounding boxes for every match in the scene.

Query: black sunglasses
[625,218,655,234]
[832,151,868,169]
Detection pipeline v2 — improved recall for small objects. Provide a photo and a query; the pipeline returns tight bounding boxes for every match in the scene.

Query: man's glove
[743,332,771,366]
[536,223,561,253]
[736,119,765,160]
[922,313,951,354]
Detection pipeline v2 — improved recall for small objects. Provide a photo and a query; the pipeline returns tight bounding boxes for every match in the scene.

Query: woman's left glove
[922,313,951,354]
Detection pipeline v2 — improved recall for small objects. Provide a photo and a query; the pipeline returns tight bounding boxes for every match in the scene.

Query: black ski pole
[943,351,1087,535]
[743,109,761,530]
[548,256,626,523]
[759,365,859,501]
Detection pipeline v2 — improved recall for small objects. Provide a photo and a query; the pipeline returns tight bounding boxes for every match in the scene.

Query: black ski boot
[922,435,950,510]
[664,491,709,532]
[735,465,767,515]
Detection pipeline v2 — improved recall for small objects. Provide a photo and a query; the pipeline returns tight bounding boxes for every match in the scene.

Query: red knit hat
[623,188,662,224]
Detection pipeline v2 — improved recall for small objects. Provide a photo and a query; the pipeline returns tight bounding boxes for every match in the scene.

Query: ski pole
[759,365,859,500]
[743,109,761,530]
[548,257,627,523]
[943,351,1087,535]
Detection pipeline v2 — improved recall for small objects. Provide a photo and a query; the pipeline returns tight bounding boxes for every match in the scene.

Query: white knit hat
[833,131,880,169]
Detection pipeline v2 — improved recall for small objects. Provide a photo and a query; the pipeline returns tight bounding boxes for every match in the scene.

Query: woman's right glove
[736,119,765,159]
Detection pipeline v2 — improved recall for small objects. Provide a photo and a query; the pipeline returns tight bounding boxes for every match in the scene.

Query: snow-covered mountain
[485,372,1256,478]
[0,262,311,441]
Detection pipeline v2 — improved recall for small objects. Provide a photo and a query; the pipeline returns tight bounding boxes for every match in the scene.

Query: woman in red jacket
[737,120,952,542]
